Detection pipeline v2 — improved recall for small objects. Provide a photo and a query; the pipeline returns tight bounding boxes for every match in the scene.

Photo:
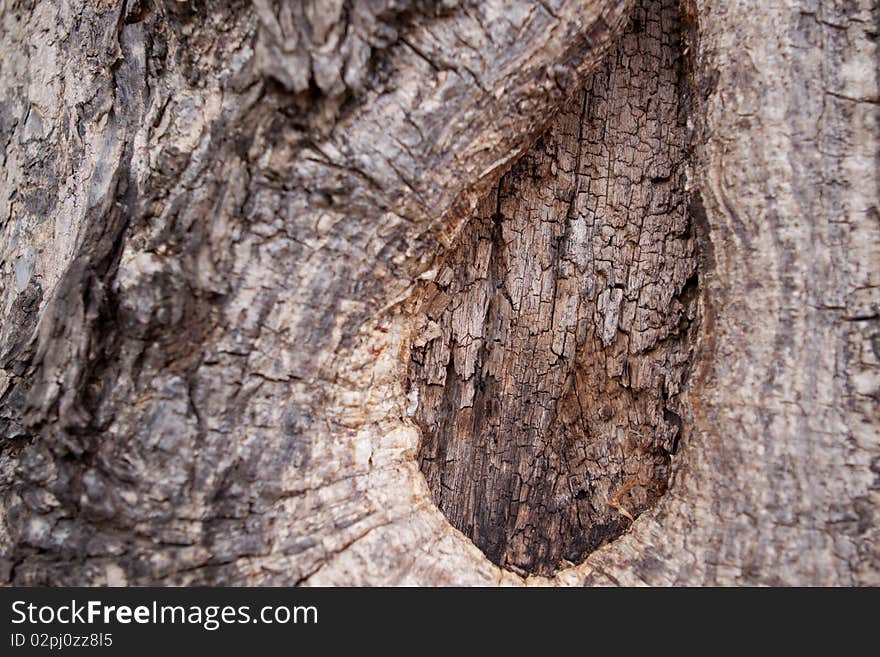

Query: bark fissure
[408,0,698,576]
[0,0,876,586]
[0,0,635,584]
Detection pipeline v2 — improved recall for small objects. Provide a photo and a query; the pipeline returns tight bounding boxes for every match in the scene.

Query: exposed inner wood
[408,0,698,576]
[0,0,632,584]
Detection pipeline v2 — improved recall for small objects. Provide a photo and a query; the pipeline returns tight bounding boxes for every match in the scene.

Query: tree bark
[0,0,877,586]
[409,0,695,577]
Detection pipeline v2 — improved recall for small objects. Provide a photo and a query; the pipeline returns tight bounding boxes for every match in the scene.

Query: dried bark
[0,0,877,586]
[409,0,695,576]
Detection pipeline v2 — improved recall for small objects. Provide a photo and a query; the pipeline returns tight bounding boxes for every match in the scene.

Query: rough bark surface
[0,0,877,587]
[0,0,633,584]
[579,0,880,586]
[409,0,696,576]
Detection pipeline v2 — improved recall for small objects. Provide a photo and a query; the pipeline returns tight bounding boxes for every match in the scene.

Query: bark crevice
[407,0,700,576]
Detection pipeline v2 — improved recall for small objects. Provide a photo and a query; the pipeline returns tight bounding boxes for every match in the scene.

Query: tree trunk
[0,0,877,586]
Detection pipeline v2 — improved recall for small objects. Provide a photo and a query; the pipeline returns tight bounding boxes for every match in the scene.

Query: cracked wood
[409,0,696,576]
[0,0,876,586]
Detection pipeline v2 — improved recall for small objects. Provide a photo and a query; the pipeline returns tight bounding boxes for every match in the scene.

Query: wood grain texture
[0,0,876,586]
[580,0,880,586]
[0,0,632,584]
[409,0,696,576]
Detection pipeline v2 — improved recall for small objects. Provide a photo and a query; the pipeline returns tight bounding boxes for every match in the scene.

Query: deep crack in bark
[408,0,699,576]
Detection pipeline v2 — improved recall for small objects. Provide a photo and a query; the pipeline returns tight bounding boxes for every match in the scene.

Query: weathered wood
[580,0,880,586]
[0,0,877,586]
[409,0,696,576]
[0,0,632,584]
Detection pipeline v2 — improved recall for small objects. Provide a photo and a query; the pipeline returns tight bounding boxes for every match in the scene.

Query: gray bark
[0,0,877,586]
